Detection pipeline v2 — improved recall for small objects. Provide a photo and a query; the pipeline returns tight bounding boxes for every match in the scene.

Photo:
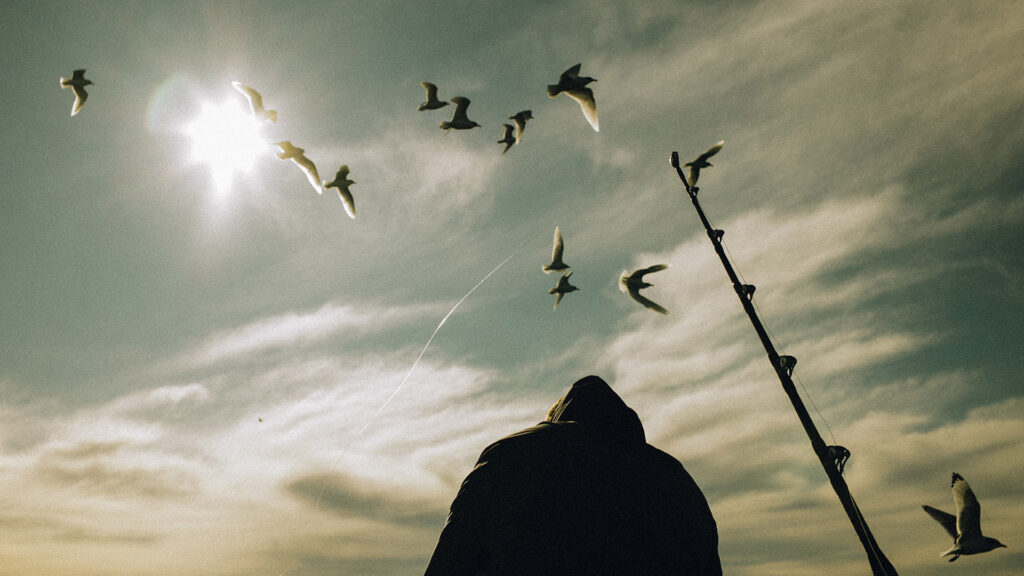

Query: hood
[546,375,646,446]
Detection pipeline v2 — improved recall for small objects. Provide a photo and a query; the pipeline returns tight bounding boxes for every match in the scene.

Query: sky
[1,1,1022,574]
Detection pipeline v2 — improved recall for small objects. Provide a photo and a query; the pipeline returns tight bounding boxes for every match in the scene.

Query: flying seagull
[509,110,533,143]
[542,226,570,274]
[274,141,323,195]
[418,81,449,111]
[323,165,356,219]
[620,265,669,314]
[498,124,516,154]
[548,63,598,132]
[923,473,1006,562]
[549,271,578,311]
[439,96,480,131]
[684,141,725,187]
[232,81,277,123]
[60,69,92,116]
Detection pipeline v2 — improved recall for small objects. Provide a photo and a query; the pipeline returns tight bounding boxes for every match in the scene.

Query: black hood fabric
[545,374,646,446]
[424,375,722,576]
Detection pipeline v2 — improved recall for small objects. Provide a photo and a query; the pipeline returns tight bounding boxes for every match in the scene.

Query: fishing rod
[670,151,898,575]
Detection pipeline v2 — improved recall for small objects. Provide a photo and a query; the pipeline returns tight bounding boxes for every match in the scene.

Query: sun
[184,99,268,191]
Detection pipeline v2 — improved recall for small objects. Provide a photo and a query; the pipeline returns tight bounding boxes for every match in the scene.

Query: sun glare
[184,100,268,191]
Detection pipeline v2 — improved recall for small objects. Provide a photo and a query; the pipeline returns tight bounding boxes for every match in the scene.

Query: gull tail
[547,84,561,98]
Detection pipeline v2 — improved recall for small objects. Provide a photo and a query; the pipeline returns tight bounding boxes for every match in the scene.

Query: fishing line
[313,226,544,507]
[357,227,544,436]
[717,223,839,446]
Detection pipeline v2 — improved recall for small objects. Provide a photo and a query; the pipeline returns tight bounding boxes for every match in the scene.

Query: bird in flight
[323,165,356,219]
[548,63,598,132]
[542,226,570,274]
[549,271,578,310]
[232,81,277,123]
[60,69,93,116]
[620,265,669,314]
[439,96,479,131]
[274,141,323,195]
[509,109,533,143]
[418,82,449,111]
[498,124,516,154]
[684,141,724,187]
[923,472,1006,562]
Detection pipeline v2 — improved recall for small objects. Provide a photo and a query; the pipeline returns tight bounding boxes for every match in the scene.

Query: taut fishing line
[313,226,544,507]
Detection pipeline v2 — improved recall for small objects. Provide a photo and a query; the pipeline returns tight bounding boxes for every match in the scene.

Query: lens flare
[184,100,268,192]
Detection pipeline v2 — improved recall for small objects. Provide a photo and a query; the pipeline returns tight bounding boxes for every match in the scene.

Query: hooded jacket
[424,375,721,575]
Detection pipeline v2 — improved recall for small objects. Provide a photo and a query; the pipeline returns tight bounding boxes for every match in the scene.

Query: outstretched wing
[71,85,88,116]
[626,287,668,314]
[450,97,471,122]
[566,88,598,132]
[695,141,725,164]
[635,264,668,280]
[559,63,582,83]
[551,226,564,263]
[923,505,958,540]
[952,473,982,541]
[232,82,263,111]
[293,154,322,194]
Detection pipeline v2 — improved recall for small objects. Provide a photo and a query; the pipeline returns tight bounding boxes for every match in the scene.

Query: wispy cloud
[183,301,436,368]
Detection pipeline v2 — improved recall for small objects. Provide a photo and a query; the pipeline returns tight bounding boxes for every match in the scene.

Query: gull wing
[421,81,439,100]
[687,165,701,187]
[566,88,599,132]
[324,166,356,218]
[695,141,725,164]
[626,287,668,315]
[634,264,668,280]
[952,473,982,541]
[337,188,356,219]
[292,154,322,194]
[71,85,88,116]
[551,226,564,263]
[450,97,471,122]
[923,505,958,540]
[560,63,582,83]
[232,82,263,111]
[499,124,515,153]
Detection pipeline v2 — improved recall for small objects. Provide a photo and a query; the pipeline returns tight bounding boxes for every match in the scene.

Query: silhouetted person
[424,375,722,575]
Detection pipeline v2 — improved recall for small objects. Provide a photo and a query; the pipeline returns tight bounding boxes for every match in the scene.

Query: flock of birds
[60,63,694,315]
[59,65,1007,562]
[415,64,729,313]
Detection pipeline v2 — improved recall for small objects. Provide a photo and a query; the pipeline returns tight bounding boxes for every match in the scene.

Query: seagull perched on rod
[60,69,92,116]
[923,472,1006,562]
[498,124,516,154]
[509,110,533,143]
[323,165,356,219]
[274,141,323,195]
[549,271,578,310]
[439,96,479,131]
[232,81,277,123]
[548,63,598,132]
[684,141,724,187]
[542,226,570,274]
[418,82,449,111]
[620,265,669,314]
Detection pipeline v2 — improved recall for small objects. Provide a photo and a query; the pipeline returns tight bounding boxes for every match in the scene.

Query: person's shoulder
[640,443,690,475]
[478,421,575,461]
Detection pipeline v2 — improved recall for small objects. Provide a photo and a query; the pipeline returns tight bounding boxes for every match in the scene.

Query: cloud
[285,472,446,528]
[183,301,435,368]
